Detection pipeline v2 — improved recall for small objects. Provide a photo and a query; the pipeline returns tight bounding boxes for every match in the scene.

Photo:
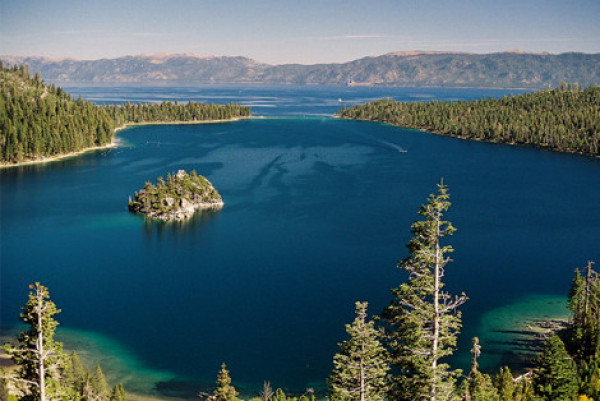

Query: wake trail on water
[376,138,408,153]
[347,128,408,153]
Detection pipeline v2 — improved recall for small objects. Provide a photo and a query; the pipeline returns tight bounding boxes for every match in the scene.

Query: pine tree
[90,365,111,400]
[567,261,600,363]
[271,388,289,401]
[468,371,499,401]
[381,182,468,401]
[110,383,127,401]
[533,333,579,400]
[494,367,515,401]
[62,351,87,395]
[328,301,390,401]
[459,338,499,401]
[207,363,242,401]
[2,283,68,401]
[512,375,535,401]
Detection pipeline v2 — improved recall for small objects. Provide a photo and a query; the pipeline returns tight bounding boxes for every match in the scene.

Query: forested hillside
[338,84,600,157]
[0,63,114,163]
[0,63,251,165]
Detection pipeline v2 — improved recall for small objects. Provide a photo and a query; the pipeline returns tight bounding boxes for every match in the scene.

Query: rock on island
[128,170,224,221]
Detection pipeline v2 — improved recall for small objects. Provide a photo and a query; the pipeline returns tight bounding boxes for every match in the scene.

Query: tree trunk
[430,213,441,401]
[37,288,46,401]
[360,320,366,401]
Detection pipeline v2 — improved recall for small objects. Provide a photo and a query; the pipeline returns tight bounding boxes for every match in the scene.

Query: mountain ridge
[2,51,599,88]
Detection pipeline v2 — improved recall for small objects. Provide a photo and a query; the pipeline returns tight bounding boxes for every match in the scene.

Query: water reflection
[141,209,223,240]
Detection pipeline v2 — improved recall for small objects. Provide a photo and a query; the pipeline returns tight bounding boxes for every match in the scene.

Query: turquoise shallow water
[1,86,599,399]
[475,294,569,369]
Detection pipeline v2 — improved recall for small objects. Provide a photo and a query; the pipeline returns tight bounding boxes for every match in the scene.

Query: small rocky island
[128,170,224,221]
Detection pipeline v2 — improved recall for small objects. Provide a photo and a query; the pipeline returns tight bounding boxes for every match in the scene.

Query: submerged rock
[128,170,223,221]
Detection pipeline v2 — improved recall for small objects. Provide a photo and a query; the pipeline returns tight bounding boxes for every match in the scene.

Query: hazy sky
[2,0,599,64]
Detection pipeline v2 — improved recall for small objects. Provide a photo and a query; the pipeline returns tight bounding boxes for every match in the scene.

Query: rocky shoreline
[128,170,223,221]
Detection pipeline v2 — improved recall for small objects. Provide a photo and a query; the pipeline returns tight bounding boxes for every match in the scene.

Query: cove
[1,86,599,399]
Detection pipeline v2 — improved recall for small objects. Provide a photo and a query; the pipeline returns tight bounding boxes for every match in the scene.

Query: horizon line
[1,49,599,67]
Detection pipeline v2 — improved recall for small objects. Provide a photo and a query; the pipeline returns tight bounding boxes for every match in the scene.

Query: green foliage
[208,363,242,401]
[266,388,315,401]
[1,283,127,401]
[566,262,600,363]
[0,378,18,401]
[533,334,579,400]
[129,169,223,220]
[104,100,250,127]
[513,375,536,401]
[460,371,500,401]
[0,64,251,164]
[338,86,600,157]
[2,282,69,401]
[89,365,111,400]
[0,65,115,164]
[328,301,389,401]
[495,367,515,401]
[62,351,87,395]
[458,338,499,401]
[110,383,127,401]
[381,182,467,401]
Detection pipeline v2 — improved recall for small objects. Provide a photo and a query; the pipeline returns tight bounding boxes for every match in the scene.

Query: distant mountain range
[2,51,599,88]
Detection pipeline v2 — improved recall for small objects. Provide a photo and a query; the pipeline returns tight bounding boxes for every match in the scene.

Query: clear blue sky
[1,0,599,64]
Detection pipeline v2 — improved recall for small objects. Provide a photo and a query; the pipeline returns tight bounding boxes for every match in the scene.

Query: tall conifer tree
[61,351,87,398]
[89,365,111,400]
[2,283,67,401]
[328,301,390,401]
[462,338,499,401]
[567,261,600,363]
[109,383,127,401]
[533,333,579,400]
[494,367,515,401]
[208,363,242,401]
[381,182,467,401]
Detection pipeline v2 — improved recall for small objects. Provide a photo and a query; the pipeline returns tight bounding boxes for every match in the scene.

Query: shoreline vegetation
[0,62,252,168]
[0,116,253,169]
[338,83,600,158]
[128,169,224,221]
[2,186,599,401]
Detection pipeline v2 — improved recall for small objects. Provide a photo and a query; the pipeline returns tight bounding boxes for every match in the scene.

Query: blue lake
[1,86,599,399]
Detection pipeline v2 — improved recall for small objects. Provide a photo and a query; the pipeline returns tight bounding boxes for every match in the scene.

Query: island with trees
[3,183,599,400]
[338,84,600,157]
[0,62,251,166]
[128,170,224,221]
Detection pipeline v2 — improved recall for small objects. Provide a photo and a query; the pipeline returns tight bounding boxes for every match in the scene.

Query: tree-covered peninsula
[128,170,224,221]
[0,62,251,165]
[338,85,600,157]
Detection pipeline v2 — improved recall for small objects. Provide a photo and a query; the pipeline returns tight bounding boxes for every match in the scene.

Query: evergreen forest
[0,63,251,164]
[128,170,224,220]
[2,184,598,401]
[338,84,600,157]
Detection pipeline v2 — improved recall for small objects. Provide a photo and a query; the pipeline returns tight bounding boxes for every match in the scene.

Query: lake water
[1,86,599,399]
